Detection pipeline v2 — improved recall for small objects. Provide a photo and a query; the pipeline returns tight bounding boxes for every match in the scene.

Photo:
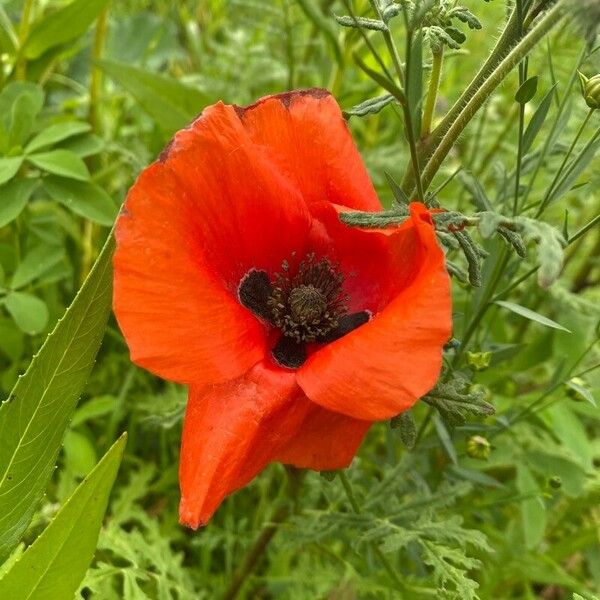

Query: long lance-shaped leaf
[0,234,115,563]
[0,434,126,600]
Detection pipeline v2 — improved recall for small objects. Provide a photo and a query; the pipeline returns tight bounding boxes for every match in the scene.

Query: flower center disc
[289,285,328,322]
[268,254,348,343]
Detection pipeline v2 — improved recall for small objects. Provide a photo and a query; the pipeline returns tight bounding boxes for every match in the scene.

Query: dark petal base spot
[319,311,371,344]
[238,269,274,321]
[272,336,307,369]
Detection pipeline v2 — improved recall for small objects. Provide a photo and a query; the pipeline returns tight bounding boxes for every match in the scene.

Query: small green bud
[466,435,491,460]
[466,351,492,371]
[578,71,600,110]
[565,376,590,402]
[548,476,562,490]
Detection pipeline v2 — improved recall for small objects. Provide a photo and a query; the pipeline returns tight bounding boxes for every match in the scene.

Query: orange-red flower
[113,89,452,528]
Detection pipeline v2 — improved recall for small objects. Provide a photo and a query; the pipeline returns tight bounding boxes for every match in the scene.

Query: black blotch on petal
[272,336,307,369]
[319,311,371,344]
[238,269,274,321]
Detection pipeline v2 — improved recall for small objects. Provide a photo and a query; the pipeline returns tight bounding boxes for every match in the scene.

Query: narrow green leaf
[407,31,423,138]
[0,178,37,227]
[457,171,493,211]
[352,52,405,103]
[9,92,40,148]
[11,245,64,289]
[97,59,212,134]
[495,300,571,333]
[294,0,343,67]
[384,171,410,205]
[565,379,596,407]
[523,84,556,153]
[44,176,117,226]
[516,464,546,549]
[515,76,538,104]
[27,149,89,181]
[548,131,600,205]
[71,395,117,427]
[343,94,396,118]
[0,156,24,186]
[334,14,388,31]
[434,415,457,464]
[0,234,114,562]
[24,0,111,60]
[3,291,48,334]
[25,121,91,154]
[0,435,126,600]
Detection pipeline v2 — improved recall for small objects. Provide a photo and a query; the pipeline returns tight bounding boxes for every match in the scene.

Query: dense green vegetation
[0,0,599,598]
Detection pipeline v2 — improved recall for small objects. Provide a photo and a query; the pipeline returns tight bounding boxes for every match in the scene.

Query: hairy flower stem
[421,48,444,138]
[416,0,569,196]
[338,471,405,590]
[401,8,519,193]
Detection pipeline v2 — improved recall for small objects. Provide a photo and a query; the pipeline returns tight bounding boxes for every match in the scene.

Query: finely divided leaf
[0,234,115,562]
[0,435,126,600]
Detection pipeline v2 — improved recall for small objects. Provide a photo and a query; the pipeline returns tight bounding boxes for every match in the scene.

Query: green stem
[81,7,109,284]
[221,469,303,600]
[15,0,34,80]
[421,48,444,138]
[418,0,568,195]
[534,108,595,217]
[401,8,520,193]
[338,471,405,589]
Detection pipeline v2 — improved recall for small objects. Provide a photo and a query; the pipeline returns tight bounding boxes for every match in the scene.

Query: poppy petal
[114,164,267,386]
[161,101,313,285]
[179,362,311,528]
[234,89,381,212]
[297,203,452,421]
[114,99,316,386]
[274,404,372,470]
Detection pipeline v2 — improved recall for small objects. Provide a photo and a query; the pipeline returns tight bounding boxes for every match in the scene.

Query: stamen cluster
[268,254,348,343]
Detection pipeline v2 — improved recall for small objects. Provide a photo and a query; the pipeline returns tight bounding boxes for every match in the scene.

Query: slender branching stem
[418,0,568,195]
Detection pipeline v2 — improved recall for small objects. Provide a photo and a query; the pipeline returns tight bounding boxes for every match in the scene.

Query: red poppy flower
[113,89,452,528]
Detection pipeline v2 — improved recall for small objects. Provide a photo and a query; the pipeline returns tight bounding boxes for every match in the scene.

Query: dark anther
[272,336,307,369]
[238,269,274,321]
[319,311,371,343]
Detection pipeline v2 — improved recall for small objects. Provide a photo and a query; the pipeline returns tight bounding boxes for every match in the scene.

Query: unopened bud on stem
[578,71,600,110]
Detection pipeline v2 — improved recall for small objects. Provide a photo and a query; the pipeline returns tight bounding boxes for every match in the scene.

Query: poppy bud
[466,435,491,460]
[466,351,492,371]
[578,71,600,110]
[548,476,562,490]
[566,376,590,402]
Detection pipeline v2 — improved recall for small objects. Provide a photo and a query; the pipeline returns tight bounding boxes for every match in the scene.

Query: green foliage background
[0,0,599,598]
